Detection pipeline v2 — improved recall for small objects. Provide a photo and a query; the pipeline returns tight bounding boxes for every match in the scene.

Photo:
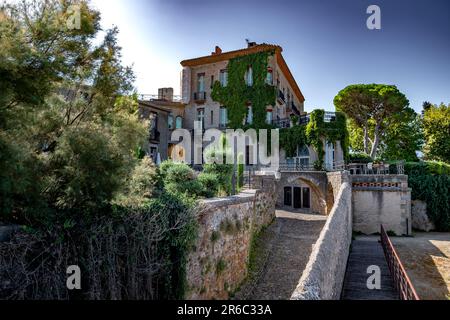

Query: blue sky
[91,0,450,113]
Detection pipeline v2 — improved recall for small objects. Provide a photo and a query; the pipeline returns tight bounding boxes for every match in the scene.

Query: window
[219,107,228,127]
[175,116,183,129]
[168,114,174,130]
[266,68,273,85]
[297,145,310,167]
[210,75,214,89]
[284,187,292,206]
[245,66,253,86]
[210,110,214,125]
[266,110,273,124]
[246,105,253,125]
[219,69,228,87]
[197,73,205,92]
[197,108,205,128]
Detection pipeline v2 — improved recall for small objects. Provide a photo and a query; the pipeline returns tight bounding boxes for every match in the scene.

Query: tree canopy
[422,103,450,163]
[334,84,410,159]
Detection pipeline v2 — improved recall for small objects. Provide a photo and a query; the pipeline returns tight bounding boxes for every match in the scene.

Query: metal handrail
[380,225,420,300]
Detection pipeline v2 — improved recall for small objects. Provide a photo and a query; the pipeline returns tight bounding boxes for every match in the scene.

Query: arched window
[297,145,310,167]
[175,116,183,129]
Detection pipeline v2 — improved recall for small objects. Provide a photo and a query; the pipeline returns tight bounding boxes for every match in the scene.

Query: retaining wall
[291,175,352,300]
[185,177,277,299]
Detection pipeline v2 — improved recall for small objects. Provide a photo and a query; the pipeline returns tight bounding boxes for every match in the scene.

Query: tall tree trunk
[363,123,369,154]
[370,123,381,158]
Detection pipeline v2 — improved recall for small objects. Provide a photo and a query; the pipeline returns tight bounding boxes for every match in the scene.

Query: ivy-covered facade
[179,43,349,170]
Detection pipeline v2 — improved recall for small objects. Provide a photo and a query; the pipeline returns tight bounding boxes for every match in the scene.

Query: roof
[180,43,305,102]
[138,100,184,113]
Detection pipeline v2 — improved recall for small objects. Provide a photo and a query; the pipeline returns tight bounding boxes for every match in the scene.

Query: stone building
[178,43,346,213]
[138,89,185,163]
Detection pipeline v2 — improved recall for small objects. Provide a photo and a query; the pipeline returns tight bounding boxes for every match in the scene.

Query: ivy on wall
[210,51,349,167]
[280,110,349,167]
[211,51,276,129]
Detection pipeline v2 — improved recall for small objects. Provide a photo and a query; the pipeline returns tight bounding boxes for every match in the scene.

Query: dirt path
[391,232,450,300]
[233,210,327,300]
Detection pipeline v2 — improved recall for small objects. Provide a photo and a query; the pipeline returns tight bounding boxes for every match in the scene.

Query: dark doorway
[302,187,311,209]
[284,187,292,206]
[293,187,302,209]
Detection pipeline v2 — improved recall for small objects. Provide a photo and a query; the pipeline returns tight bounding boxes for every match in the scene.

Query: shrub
[197,172,220,198]
[203,163,234,196]
[348,152,373,163]
[404,161,450,231]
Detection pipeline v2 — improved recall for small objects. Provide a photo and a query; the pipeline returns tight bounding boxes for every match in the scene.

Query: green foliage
[0,1,197,300]
[422,103,450,163]
[114,156,157,207]
[197,172,220,198]
[203,162,234,196]
[279,110,349,166]
[405,162,450,231]
[334,84,410,158]
[161,162,203,197]
[216,258,227,276]
[348,152,373,163]
[378,108,423,161]
[211,51,276,128]
[210,230,221,243]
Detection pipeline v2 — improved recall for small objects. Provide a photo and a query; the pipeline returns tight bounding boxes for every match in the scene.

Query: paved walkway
[341,236,398,300]
[234,210,327,300]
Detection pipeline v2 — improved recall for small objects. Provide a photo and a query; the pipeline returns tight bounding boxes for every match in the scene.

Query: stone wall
[291,179,352,300]
[411,200,435,232]
[352,175,412,236]
[185,177,277,300]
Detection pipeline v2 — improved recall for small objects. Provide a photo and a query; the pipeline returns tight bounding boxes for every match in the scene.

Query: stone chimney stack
[158,88,174,101]
[212,46,222,55]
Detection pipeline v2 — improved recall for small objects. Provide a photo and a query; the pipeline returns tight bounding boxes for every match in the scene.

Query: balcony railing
[277,90,285,104]
[272,118,291,128]
[139,94,182,102]
[291,101,300,115]
[194,91,207,102]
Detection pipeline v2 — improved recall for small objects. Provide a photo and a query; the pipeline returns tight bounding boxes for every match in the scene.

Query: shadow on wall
[391,233,450,300]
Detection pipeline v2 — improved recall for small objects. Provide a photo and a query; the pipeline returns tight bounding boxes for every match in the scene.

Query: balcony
[291,101,300,115]
[272,118,291,128]
[194,91,207,103]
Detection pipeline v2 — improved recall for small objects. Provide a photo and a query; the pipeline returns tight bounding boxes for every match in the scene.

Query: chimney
[246,39,257,48]
[211,46,222,55]
[158,88,174,101]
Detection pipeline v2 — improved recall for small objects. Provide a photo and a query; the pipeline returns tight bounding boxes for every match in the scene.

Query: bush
[203,163,234,196]
[348,152,373,163]
[197,172,220,198]
[404,161,450,231]
[0,192,197,300]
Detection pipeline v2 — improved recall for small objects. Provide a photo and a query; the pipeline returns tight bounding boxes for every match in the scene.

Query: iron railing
[138,94,182,102]
[380,225,420,300]
[194,91,207,101]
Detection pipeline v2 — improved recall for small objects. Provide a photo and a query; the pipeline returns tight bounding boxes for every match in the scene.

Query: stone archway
[277,173,328,215]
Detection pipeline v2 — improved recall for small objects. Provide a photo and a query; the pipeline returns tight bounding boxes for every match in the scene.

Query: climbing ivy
[211,51,276,129]
[280,110,349,167]
[210,51,349,167]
